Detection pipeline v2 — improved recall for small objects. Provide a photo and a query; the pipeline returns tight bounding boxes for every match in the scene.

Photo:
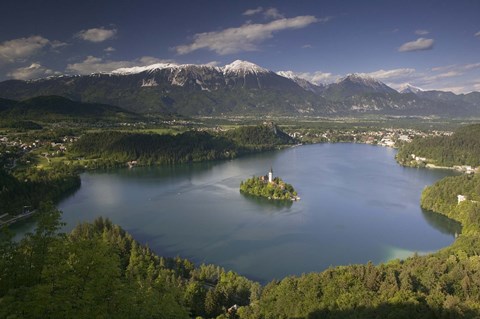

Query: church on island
[259,167,274,184]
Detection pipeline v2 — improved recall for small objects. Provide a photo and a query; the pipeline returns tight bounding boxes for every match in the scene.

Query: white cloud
[475,31,480,37]
[137,56,171,65]
[309,71,339,84]
[51,40,68,49]
[398,38,434,52]
[0,36,51,64]
[464,62,480,70]
[243,7,263,16]
[176,15,321,55]
[66,56,173,74]
[431,64,455,72]
[431,63,480,73]
[104,46,116,52]
[264,8,284,19]
[243,7,285,20]
[432,85,468,94]
[359,68,416,80]
[302,44,312,49]
[7,63,59,80]
[422,71,463,83]
[278,70,339,85]
[414,29,430,35]
[76,27,117,43]
[205,61,221,67]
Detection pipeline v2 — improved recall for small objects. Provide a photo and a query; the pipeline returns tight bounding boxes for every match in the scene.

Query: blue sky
[0,0,479,93]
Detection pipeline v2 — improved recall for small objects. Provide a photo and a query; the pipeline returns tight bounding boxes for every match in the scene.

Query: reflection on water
[11,143,460,282]
[383,245,433,262]
[421,209,462,236]
[240,192,294,210]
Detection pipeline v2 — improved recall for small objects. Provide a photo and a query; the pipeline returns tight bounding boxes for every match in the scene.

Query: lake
[12,143,461,283]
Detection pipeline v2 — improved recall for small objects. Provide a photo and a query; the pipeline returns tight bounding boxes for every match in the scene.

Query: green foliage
[71,130,239,166]
[223,123,294,148]
[70,124,295,168]
[421,174,480,234]
[1,210,260,319]
[0,120,43,130]
[397,124,480,167]
[0,165,80,215]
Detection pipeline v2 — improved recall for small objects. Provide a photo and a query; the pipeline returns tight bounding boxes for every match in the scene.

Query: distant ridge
[0,95,139,120]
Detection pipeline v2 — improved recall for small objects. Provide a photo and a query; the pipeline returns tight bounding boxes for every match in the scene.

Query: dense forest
[396,124,480,167]
[240,176,298,201]
[421,174,480,234]
[71,124,295,168]
[0,164,80,216]
[223,123,295,149]
[70,131,240,166]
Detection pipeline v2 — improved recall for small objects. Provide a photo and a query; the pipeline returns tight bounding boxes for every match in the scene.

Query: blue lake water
[12,143,460,282]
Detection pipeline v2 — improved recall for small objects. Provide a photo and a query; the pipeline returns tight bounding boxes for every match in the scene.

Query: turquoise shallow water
[12,143,461,282]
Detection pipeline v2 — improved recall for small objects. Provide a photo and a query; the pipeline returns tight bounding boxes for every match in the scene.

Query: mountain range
[0,60,479,117]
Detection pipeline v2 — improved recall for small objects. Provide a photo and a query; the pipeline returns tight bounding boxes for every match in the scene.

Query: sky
[0,0,479,93]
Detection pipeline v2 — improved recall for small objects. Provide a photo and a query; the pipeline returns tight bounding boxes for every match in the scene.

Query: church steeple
[268,167,273,183]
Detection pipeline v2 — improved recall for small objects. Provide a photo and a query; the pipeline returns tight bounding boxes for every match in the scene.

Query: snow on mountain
[111,60,271,79]
[276,70,299,80]
[111,63,179,75]
[222,60,269,75]
[399,83,424,94]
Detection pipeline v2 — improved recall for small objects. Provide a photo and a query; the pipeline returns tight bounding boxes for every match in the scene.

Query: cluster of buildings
[288,128,453,148]
[0,135,78,169]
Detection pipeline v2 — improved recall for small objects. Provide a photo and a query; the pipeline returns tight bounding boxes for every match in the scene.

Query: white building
[458,195,467,204]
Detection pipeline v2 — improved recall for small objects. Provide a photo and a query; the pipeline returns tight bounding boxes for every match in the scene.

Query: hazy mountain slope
[0,95,139,120]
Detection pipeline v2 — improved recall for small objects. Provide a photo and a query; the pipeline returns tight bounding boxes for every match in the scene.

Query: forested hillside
[70,131,239,166]
[70,124,295,167]
[421,174,480,233]
[0,205,259,319]
[397,124,480,167]
[0,165,80,216]
[223,123,294,148]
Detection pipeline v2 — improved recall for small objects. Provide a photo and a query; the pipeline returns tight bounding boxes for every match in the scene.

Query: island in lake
[240,168,300,201]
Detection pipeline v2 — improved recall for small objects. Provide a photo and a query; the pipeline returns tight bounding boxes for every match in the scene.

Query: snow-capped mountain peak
[222,60,269,75]
[110,62,221,75]
[111,63,179,75]
[399,83,424,94]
